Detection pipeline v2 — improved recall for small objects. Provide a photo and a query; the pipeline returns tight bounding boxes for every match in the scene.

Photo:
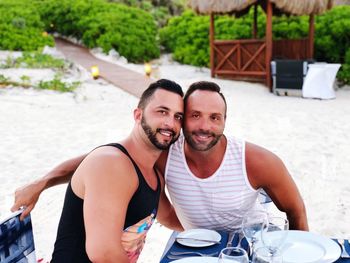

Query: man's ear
[134,108,142,122]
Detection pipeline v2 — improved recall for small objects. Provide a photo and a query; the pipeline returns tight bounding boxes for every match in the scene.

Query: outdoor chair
[0,210,36,263]
[271,59,313,96]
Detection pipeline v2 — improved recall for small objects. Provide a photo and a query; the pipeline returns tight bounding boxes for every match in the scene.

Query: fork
[170,251,218,256]
[338,239,350,258]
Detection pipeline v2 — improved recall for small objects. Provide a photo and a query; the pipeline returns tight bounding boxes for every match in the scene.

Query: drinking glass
[252,246,283,263]
[218,247,249,263]
[261,216,289,256]
[242,210,268,257]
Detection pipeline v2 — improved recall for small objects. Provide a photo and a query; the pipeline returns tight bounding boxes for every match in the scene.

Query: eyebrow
[158,106,184,116]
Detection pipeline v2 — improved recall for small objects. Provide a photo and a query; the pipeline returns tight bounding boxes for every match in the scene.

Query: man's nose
[198,118,211,130]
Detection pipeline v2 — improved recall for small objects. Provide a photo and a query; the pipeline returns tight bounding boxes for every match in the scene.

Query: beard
[184,128,223,151]
[141,116,179,150]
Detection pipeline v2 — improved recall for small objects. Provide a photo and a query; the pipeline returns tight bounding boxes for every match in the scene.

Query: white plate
[171,256,217,263]
[176,229,221,247]
[255,230,341,263]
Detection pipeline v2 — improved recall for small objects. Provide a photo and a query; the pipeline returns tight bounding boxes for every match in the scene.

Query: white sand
[1,48,350,262]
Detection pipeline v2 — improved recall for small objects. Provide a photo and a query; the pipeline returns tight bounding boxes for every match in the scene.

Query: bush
[0,0,54,51]
[337,49,350,85]
[37,0,159,62]
[315,6,350,64]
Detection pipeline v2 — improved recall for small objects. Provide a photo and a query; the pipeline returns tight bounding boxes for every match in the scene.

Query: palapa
[188,0,334,15]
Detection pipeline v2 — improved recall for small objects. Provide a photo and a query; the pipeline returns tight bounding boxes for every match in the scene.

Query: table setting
[160,213,350,262]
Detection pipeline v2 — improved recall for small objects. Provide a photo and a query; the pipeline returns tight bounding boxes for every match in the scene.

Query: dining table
[159,230,350,263]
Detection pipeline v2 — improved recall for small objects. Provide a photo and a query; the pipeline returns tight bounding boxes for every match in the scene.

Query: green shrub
[315,6,350,64]
[38,74,80,92]
[337,49,350,85]
[0,0,54,51]
[37,0,159,62]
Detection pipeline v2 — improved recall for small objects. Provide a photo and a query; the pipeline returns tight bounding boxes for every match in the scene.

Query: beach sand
[1,48,350,262]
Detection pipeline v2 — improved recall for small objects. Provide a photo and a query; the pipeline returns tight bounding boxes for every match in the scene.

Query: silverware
[226,232,235,247]
[167,254,216,260]
[176,237,221,244]
[338,239,350,258]
[170,251,218,256]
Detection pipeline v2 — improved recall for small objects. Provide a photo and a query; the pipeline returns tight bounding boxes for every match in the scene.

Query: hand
[11,180,45,220]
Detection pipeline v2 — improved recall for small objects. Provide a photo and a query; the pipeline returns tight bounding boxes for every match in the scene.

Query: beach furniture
[271,59,310,96]
[0,210,36,263]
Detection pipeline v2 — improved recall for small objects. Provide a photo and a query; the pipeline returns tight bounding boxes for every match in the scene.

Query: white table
[302,63,341,99]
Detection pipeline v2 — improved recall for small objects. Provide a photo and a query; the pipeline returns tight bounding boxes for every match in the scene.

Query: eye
[192,113,200,119]
[158,110,167,115]
[175,114,183,121]
[211,115,221,121]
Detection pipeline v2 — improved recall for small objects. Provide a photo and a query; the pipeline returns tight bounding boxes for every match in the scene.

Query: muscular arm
[246,143,309,231]
[78,148,135,263]
[11,154,87,220]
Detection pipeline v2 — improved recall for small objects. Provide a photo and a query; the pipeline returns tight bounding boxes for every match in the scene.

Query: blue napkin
[160,231,249,263]
[333,239,350,263]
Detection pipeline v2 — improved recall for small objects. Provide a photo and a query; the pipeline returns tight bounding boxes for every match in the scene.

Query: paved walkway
[55,37,152,98]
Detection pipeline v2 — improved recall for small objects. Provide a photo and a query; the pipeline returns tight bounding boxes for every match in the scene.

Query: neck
[121,131,162,170]
[184,135,227,178]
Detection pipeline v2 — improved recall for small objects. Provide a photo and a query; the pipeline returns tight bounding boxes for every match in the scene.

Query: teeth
[160,131,172,137]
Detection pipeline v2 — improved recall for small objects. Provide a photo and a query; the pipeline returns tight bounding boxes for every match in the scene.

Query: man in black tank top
[33,79,184,263]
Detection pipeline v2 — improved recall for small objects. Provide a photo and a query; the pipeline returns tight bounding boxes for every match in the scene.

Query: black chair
[271,59,313,96]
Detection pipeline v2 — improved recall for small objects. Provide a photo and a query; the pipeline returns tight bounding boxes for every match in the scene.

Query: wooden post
[308,14,315,59]
[253,3,258,39]
[265,0,273,90]
[210,13,215,78]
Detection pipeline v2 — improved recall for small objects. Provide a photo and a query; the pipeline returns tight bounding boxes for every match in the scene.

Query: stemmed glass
[261,216,289,257]
[242,209,269,258]
[252,246,283,263]
[218,247,249,263]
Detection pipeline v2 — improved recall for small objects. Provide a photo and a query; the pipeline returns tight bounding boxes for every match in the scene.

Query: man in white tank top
[12,81,308,233]
[156,81,308,232]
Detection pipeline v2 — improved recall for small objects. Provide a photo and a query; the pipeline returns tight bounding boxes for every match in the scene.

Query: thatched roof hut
[187,0,334,89]
[189,0,334,16]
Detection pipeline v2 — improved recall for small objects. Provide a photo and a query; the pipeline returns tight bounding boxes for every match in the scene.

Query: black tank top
[51,143,161,263]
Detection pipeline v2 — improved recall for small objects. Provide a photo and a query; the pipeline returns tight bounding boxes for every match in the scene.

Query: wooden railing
[212,38,310,81]
[213,39,266,79]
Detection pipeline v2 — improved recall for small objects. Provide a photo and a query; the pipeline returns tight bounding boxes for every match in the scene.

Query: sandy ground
[0,47,350,262]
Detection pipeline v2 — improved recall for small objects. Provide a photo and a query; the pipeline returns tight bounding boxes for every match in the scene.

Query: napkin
[160,231,249,263]
[333,239,350,263]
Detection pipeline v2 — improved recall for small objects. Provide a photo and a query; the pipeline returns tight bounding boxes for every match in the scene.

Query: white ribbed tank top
[165,134,262,231]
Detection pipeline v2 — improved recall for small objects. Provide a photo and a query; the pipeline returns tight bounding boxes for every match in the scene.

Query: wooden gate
[212,39,267,81]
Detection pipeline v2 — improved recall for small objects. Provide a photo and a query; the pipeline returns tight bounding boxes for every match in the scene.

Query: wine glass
[252,246,283,263]
[218,247,249,263]
[242,209,268,257]
[261,216,289,256]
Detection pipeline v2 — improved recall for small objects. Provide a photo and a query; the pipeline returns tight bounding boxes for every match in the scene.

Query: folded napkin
[334,239,350,263]
[160,231,249,263]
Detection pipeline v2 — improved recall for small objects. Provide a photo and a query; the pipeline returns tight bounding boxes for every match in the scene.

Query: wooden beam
[253,3,258,39]
[308,14,315,59]
[210,13,215,77]
[265,0,273,90]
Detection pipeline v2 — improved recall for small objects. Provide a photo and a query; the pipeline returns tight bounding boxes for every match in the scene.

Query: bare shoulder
[245,142,287,188]
[75,145,139,189]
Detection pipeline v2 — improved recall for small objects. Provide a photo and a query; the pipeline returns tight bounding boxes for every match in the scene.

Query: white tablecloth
[302,63,341,99]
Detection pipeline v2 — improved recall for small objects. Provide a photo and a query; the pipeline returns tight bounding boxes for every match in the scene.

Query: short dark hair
[138,79,184,109]
[184,81,227,117]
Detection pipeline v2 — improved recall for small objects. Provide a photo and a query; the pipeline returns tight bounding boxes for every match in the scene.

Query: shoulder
[245,142,286,187]
[77,145,139,187]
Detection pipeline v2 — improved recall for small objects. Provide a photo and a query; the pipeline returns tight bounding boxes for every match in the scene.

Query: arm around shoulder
[11,154,87,220]
[246,143,309,231]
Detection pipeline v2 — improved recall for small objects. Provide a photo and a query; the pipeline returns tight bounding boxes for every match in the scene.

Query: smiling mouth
[158,129,175,138]
[193,133,212,141]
